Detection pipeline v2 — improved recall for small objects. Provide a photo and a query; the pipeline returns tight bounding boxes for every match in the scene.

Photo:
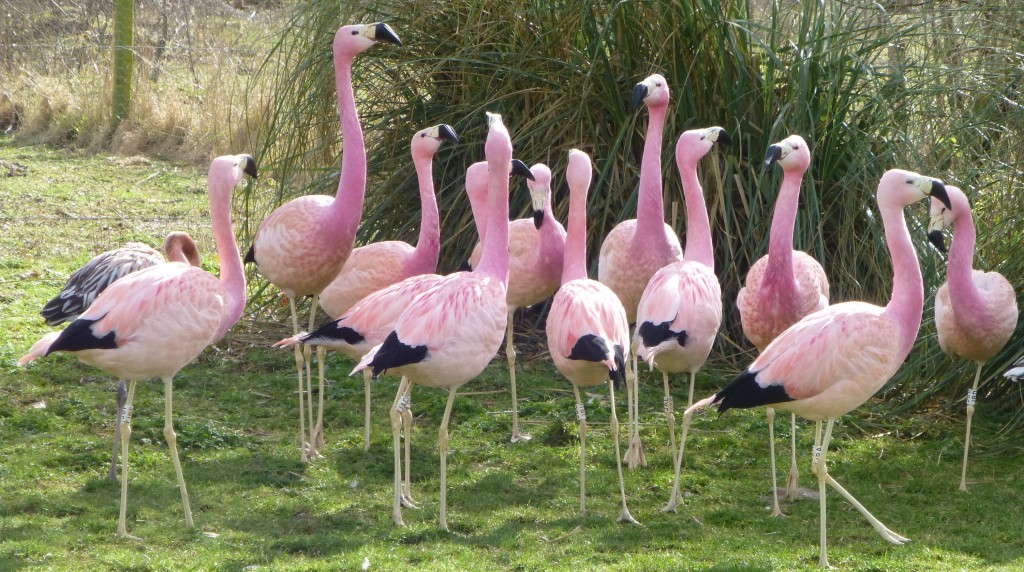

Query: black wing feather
[47,317,119,355]
[367,331,428,378]
[711,369,794,413]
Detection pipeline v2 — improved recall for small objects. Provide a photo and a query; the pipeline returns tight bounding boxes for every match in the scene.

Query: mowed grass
[1,141,1022,571]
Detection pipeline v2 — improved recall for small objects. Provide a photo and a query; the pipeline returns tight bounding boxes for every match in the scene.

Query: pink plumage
[468,160,566,442]
[352,112,519,531]
[634,127,727,513]
[546,148,637,524]
[247,23,401,461]
[685,169,951,567]
[20,154,255,538]
[736,134,830,514]
[928,185,1018,491]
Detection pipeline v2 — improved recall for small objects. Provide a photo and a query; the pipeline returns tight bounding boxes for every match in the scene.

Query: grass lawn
[1,140,1022,571]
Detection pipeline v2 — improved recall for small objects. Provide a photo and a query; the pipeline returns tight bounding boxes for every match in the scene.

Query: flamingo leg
[960,361,984,492]
[665,405,695,514]
[768,406,784,517]
[438,389,458,531]
[507,311,530,443]
[109,379,127,482]
[390,377,409,526]
[610,377,640,525]
[662,371,680,512]
[401,380,417,508]
[363,369,373,452]
[624,343,647,469]
[313,345,326,452]
[116,380,139,538]
[306,296,323,457]
[289,297,309,463]
[812,419,831,568]
[162,376,193,529]
[572,385,587,517]
[787,413,800,501]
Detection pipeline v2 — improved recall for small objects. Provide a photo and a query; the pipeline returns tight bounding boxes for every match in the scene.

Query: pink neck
[210,172,247,341]
[563,171,589,283]
[679,159,713,270]
[763,167,802,296]
[474,161,510,283]
[947,207,986,326]
[406,151,440,275]
[327,56,366,247]
[636,104,667,240]
[539,198,566,272]
[882,201,924,356]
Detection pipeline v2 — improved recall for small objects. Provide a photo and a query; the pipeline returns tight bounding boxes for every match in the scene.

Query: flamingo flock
[16,20,1023,566]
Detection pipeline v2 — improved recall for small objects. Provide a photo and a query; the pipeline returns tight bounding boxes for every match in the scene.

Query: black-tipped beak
[510,159,535,181]
[927,230,947,254]
[763,144,782,173]
[929,180,951,210]
[631,83,648,111]
[438,124,458,143]
[374,22,402,46]
[240,155,258,179]
[716,128,732,147]
[533,210,544,229]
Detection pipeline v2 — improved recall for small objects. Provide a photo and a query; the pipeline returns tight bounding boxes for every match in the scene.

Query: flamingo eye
[351,30,358,35]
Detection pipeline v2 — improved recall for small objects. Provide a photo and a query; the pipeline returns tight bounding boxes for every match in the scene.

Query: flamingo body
[935,274,1016,361]
[548,279,629,388]
[598,220,683,323]
[737,250,830,350]
[636,261,722,373]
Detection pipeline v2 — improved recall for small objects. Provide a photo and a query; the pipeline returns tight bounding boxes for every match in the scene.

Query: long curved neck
[679,160,713,270]
[882,202,924,356]
[408,152,440,274]
[763,168,802,294]
[474,166,510,284]
[636,104,667,239]
[210,177,246,341]
[539,198,566,261]
[947,209,985,321]
[329,55,366,245]
[563,176,589,283]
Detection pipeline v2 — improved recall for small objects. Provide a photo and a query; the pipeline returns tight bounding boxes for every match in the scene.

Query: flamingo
[927,185,1018,491]
[353,112,526,530]
[682,169,950,567]
[313,123,457,452]
[245,23,401,462]
[635,127,727,513]
[599,73,683,469]
[40,231,202,482]
[20,154,256,537]
[274,158,533,506]
[468,162,566,443]
[546,148,637,524]
[736,134,831,515]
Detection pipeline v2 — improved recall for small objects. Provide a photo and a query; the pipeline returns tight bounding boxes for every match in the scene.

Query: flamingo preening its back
[39,231,202,482]
[546,148,637,525]
[927,185,1017,491]
[635,126,727,513]
[736,134,831,515]
[353,112,526,531]
[312,123,456,452]
[20,154,256,538]
[684,169,950,567]
[599,73,683,469]
[469,162,566,443]
[246,23,401,462]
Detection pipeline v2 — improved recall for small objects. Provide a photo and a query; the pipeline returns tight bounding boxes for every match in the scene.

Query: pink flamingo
[245,23,401,462]
[468,162,566,443]
[683,169,950,567]
[736,134,831,515]
[40,231,202,482]
[635,127,728,513]
[546,148,637,525]
[314,123,457,452]
[598,73,683,468]
[20,154,256,538]
[927,185,1018,491]
[353,112,525,530]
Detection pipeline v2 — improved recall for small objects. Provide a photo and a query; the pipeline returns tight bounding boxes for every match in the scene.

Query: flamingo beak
[927,229,947,254]
[240,155,258,179]
[712,127,732,147]
[437,124,459,143]
[929,180,952,210]
[763,144,783,173]
[372,23,402,46]
[631,82,649,111]
[510,159,535,181]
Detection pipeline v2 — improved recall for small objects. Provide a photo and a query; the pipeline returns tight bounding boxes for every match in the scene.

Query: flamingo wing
[636,261,721,349]
[547,279,630,387]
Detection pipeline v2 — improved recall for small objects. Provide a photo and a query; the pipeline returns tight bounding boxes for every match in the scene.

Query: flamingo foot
[400,494,419,509]
[510,430,532,443]
[786,464,800,502]
[392,509,405,527]
[617,509,641,526]
[624,435,647,469]
[116,529,143,542]
[661,499,678,514]
[311,425,325,453]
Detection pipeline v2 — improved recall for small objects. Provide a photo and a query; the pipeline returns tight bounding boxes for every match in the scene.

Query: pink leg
[960,361,984,492]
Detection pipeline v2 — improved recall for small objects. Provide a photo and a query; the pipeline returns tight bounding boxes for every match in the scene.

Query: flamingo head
[411,124,459,160]
[526,164,552,229]
[676,126,730,166]
[763,134,810,174]
[928,184,969,254]
[566,149,593,198]
[878,169,950,215]
[334,23,402,58]
[632,73,670,110]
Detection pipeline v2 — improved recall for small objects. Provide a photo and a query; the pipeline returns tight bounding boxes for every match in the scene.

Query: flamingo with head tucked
[737,134,830,515]
[353,112,527,531]
[927,185,1017,491]
[468,162,566,443]
[599,73,684,468]
[635,126,727,513]
[546,148,637,525]
[20,154,256,538]
[684,169,949,567]
[245,22,401,462]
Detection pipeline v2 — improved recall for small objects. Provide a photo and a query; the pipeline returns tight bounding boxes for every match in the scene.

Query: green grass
[2,140,1023,570]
